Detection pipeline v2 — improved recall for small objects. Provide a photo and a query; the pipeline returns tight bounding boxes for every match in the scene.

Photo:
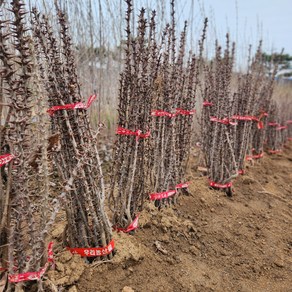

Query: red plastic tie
[67,239,114,257]
[251,112,268,129]
[238,169,245,175]
[250,116,259,122]
[253,152,264,159]
[149,182,190,201]
[47,94,97,116]
[268,122,280,127]
[203,101,213,106]
[268,149,282,154]
[209,180,232,189]
[0,154,14,167]
[257,112,268,119]
[286,120,292,125]
[175,108,196,116]
[246,152,264,160]
[210,117,237,126]
[232,115,253,121]
[114,214,140,233]
[8,242,54,283]
[151,109,176,118]
[149,190,176,201]
[276,125,288,131]
[175,182,190,189]
[151,108,195,118]
[116,127,150,141]
[257,121,264,129]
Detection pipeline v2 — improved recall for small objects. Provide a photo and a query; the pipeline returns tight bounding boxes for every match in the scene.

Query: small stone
[189,245,199,256]
[68,286,78,292]
[154,241,168,255]
[122,286,135,292]
[210,208,215,212]
[200,197,206,203]
[220,250,228,256]
[274,259,285,268]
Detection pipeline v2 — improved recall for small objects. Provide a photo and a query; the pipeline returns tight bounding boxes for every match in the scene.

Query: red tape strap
[114,213,140,233]
[276,125,288,131]
[0,154,14,167]
[288,137,292,141]
[257,121,264,129]
[149,182,190,201]
[255,152,264,159]
[47,94,97,116]
[232,115,254,121]
[149,190,176,201]
[175,108,196,116]
[246,152,264,160]
[175,182,190,189]
[209,180,232,189]
[256,112,268,129]
[258,112,268,119]
[268,122,279,127]
[151,110,176,118]
[67,239,114,257]
[238,169,245,175]
[286,120,292,124]
[116,127,150,140]
[8,242,54,283]
[210,117,237,126]
[268,149,282,154]
[251,116,259,122]
[151,108,195,118]
[203,101,213,106]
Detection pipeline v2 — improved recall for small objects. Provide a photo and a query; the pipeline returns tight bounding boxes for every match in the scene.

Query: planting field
[47,145,292,292]
[1,1,292,291]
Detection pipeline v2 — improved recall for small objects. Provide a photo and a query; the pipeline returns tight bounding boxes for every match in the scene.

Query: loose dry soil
[47,144,292,292]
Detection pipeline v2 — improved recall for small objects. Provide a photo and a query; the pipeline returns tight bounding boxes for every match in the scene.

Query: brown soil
[47,144,292,292]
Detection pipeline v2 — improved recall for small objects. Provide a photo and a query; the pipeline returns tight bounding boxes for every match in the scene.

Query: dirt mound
[48,145,292,292]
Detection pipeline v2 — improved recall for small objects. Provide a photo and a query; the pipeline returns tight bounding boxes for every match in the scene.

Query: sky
[31,0,292,65]
[127,0,292,68]
[182,0,292,55]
